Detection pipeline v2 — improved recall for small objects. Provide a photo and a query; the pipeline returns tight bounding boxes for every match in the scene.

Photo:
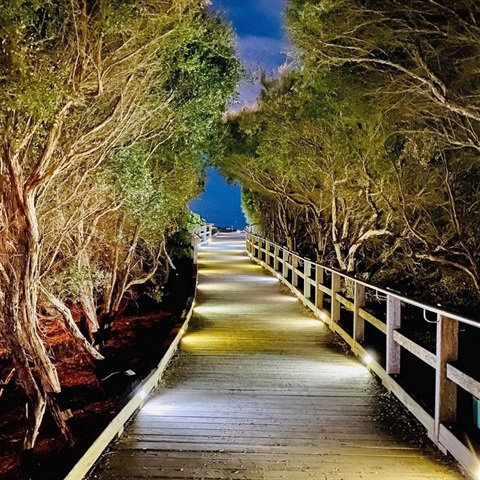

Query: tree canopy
[0,0,239,452]
[218,0,480,305]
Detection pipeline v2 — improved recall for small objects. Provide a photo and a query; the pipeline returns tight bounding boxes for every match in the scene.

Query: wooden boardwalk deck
[90,232,464,480]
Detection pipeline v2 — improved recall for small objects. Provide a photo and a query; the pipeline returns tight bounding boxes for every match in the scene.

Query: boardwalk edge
[64,269,198,480]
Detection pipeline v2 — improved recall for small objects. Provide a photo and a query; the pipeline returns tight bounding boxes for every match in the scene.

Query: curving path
[90,232,463,479]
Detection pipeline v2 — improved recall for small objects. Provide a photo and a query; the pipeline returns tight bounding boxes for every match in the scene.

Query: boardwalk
[90,232,463,480]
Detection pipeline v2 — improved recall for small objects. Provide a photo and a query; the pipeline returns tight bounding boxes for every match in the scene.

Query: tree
[219,0,480,302]
[0,0,239,453]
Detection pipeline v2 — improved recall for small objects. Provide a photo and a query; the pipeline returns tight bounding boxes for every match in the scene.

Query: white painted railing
[246,232,480,478]
[191,223,214,264]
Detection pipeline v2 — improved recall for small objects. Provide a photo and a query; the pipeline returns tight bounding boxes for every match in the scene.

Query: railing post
[315,265,324,313]
[331,272,341,324]
[353,283,366,343]
[254,237,259,260]
[304,261,311,300]
[292,255,299,288]
[273,245,280,272]
[202,226,207,243]
[192,237,199,265]
[282,251,289,279]
[386,295,401,375]
[434,314,458,445]
[208,224,213,241]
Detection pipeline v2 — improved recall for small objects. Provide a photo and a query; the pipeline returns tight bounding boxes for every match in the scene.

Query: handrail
[246,231,480,478]
[191,223,214,264]
[248,233,479,329]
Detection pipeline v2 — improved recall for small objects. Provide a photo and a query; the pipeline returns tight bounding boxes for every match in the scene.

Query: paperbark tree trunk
[0,146,71,450]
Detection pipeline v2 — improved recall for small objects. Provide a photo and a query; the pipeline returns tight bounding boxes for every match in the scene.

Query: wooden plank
[393,331,436,368]
[336,292,354,309]
[447,363,480,399]
[65,295,197,480]
[439,424,479,475]
[89,232,464,480]
[359,308,387,334]
[318,283,332,295]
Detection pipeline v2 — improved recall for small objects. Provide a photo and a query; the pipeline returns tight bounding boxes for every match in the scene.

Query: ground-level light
[364,353,374,366]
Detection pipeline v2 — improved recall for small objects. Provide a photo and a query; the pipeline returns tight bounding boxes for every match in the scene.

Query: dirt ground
[0,261,195,480]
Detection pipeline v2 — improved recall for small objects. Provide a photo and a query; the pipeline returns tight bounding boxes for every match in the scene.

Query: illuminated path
[92,232,463,479]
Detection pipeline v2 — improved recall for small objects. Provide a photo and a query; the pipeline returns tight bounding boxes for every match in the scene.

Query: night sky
[189,0,289,229]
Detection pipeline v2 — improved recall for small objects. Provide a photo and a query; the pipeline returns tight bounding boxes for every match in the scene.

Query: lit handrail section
[191,223,214,264]
[246,231,480,479]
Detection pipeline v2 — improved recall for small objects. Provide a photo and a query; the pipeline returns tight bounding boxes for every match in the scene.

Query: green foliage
[158,9,240,160]
[218,0,480,303]
[49,265,106,302]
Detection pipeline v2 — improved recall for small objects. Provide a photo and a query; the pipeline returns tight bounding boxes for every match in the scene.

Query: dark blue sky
[215,0,290,109]
[189,0,289,228]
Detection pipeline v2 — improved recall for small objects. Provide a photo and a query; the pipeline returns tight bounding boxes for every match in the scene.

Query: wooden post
[192,237,199,265]
[267,241,273,267]
[273,245,280,272]
[331,272,341,324]
[386,295,401,375]
[282,251,289,279]
[304,261,312,300]
[315,265,324,312]
[353,283,366,343]
[434,314,458,444]
[292,256,299,288]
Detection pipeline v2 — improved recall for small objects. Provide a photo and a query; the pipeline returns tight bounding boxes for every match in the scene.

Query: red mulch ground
[0,262,195,480]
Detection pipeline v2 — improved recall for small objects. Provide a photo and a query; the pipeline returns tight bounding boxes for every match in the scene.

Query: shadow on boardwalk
[89,232,464,480]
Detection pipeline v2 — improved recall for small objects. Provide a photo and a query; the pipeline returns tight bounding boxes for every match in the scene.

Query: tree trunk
[1,147,72,449]
[40,286,104,361]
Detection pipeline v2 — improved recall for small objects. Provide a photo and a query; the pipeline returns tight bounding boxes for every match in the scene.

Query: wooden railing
[191,223,214,264]
[246,232,480,478]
